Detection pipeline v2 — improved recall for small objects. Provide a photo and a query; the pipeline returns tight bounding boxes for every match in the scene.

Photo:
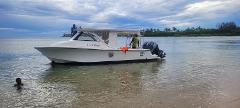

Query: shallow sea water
[0,36,240,108]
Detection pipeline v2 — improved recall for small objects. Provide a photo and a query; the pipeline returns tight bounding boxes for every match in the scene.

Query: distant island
[141,22,240,37]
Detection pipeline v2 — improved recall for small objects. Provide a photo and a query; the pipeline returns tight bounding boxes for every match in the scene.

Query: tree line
[141,22,240,36]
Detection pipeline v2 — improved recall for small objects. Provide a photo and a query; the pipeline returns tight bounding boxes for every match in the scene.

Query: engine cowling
[142,41,166,58]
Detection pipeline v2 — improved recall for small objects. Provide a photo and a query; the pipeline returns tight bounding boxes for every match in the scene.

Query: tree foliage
[142,22,240,36]
[217,22,237,32]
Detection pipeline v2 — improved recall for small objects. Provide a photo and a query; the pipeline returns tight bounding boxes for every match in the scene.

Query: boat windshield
[73,32,99,41]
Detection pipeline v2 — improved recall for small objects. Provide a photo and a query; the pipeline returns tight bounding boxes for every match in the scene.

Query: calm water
[1,36,240,108]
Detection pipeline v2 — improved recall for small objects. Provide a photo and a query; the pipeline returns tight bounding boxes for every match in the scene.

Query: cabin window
[74,32,98,41]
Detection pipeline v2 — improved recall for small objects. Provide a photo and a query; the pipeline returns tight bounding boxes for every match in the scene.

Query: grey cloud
[0,0,239,29]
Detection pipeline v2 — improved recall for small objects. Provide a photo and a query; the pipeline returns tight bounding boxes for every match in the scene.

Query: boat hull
[35,47,161,64]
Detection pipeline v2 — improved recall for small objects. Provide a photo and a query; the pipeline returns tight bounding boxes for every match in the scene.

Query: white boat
[35,28,165,64]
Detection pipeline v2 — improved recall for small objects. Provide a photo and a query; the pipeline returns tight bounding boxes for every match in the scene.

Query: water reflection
[41,61,164,107]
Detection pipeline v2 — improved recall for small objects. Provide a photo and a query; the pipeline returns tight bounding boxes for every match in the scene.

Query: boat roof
[77,28,140,34]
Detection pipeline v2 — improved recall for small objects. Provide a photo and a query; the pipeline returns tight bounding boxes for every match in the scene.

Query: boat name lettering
[87,44,100,47]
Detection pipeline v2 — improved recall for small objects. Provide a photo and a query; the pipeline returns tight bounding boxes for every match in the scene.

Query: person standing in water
[14,78,23,90]
[130,34,140,49]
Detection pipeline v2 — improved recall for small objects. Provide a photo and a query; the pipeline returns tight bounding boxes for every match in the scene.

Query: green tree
[164,28,171,32]
[217,22,237,32]
[172,27,177,32]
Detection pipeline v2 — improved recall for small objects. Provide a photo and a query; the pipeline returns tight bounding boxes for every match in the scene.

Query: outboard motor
[142,41,166,58]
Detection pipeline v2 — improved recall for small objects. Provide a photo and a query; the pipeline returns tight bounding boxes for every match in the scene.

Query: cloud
[0,0,196,26]
[90,7,127,22]
[0,0,240,36]
[159,20,193,26]
[0,27,31,32]
[156,0,240,27]
[2,13,119,32]
[179,0,240,17]
[0,27,15,31]
[0,0,98,16]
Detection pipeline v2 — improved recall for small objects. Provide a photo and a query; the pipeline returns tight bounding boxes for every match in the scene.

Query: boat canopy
[73,27,141,48]
[77,28,141,36]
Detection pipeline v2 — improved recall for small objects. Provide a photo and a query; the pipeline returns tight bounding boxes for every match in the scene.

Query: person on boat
[71,24,77,36]
[130,34,140,49]
[14,78,23,90]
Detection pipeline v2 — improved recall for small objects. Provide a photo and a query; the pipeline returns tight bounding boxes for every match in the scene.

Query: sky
[0,0,240,37]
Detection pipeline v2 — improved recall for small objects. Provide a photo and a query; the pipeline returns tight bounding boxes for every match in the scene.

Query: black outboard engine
[142,41,166,58]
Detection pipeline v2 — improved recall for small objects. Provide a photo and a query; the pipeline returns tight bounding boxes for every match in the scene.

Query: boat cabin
[72,28,141,49]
